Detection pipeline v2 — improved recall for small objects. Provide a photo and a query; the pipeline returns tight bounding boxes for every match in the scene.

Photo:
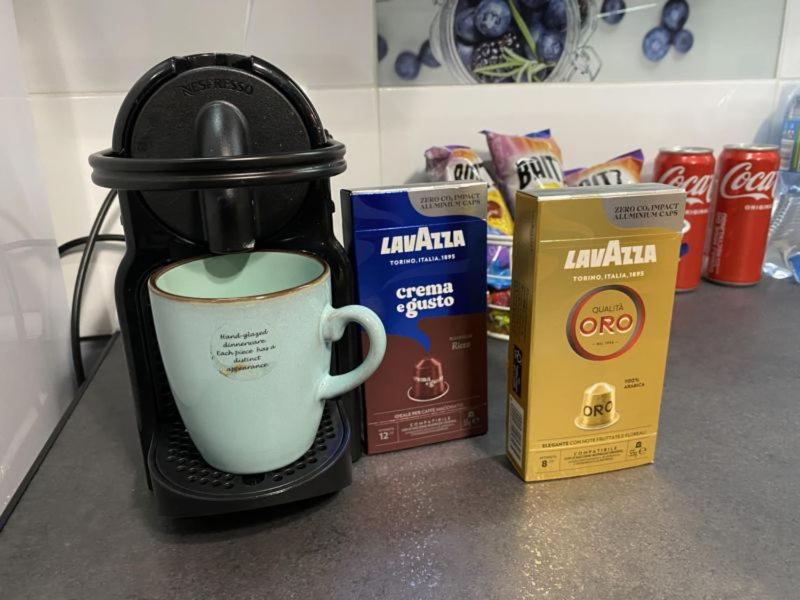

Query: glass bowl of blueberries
[429,0,600,84]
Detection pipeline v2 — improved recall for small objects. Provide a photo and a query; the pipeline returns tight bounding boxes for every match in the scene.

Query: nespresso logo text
[380,227,466,255]
[564,240,657,269]
[179,78,254,96]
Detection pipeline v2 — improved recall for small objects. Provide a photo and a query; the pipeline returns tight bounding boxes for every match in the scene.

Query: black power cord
[67,189,119,385]
[58,234,124,257]
[59,232,125,349]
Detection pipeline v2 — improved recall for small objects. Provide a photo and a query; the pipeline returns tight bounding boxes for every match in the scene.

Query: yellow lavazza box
[506,183,686,481]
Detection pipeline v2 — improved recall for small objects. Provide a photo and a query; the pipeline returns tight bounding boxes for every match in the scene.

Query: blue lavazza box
[342,181,488,454]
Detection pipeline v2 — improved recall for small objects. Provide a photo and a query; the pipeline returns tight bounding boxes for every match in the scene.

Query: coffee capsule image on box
[407,357,450,402]
[575,382,619,430]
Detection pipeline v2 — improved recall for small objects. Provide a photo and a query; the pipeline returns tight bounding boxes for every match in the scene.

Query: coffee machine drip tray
[147,401,352,517]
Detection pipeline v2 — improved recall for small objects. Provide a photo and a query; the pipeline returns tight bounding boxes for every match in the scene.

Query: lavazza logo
[564,239,657,269]
[658,165,713,205]
[720,161,777,202]
[380,226,466,255]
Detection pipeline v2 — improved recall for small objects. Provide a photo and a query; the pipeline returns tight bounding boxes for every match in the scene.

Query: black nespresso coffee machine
[89,53,363,517]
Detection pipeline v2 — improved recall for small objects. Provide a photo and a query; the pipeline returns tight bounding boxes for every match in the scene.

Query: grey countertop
[2,280,799,600]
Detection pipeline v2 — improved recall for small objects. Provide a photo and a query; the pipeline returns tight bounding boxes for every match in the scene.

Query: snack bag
[564,149,644,187]
[488,289,510,307]
[482,129,565,214]
[486,240,511,290]
[486,237,512,339]
[425,144,514,236]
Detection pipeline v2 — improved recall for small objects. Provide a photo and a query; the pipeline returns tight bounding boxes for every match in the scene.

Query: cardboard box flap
[518,184,686,242]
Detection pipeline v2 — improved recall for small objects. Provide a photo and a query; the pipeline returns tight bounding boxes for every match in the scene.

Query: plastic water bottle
[780,92,800,171]
[764,92,800,281]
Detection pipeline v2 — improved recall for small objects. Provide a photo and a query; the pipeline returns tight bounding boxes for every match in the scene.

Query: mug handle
[318,305,387,401]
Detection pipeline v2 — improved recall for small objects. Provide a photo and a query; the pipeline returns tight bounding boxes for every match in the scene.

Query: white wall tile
[2,0,27,99]
[245,0,376,89]
[14,0,248,93]
[778,0,800,79]
[0,0,72,518]
[29,93,125,334]
[377,80,779,185]
[28,94,123,242]
[307,87,381,237]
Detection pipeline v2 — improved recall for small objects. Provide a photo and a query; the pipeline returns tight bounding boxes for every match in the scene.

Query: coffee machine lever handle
[196,100,256,253]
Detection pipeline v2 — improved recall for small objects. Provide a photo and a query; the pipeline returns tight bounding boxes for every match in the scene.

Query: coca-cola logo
[658,165,713,204]
[720,161,777,201]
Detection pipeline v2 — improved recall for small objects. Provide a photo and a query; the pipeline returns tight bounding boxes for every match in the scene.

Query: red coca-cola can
[706,144,780,286]
[655,147,716,292]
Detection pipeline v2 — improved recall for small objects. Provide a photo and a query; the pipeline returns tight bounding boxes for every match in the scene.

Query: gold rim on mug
[148,249,330,304]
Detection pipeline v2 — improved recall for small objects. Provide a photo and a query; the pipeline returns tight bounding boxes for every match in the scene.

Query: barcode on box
[507,395,524,466]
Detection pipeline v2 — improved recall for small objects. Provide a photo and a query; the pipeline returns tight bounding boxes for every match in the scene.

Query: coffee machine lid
[90,53,345,190]
[88,54,346,251]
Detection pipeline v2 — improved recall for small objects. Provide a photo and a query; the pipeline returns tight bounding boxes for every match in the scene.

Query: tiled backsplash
[779,0,800,78]
[11,0,800,334]
[378,0,788,86]
[245,0,376,88]
[15,0,250,93]
[1,0,72,521]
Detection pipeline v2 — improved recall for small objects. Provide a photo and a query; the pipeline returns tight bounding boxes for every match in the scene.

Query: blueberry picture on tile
[456,7,481,43]
[418,40,441,68]
[661,0,689,32]
[379,0,621,85]
[643,26,671,61]
[601,0,626,25]
[475,0,512,38]
[377,35,387,62]
[377,0,703,85]
[543,0,567,31]
[672,28,693,53]
[394,51,421,80]
[456,0,579,84]
[390,38,443,81]
[471,31,524,82]
[643,0,694,61]
[538,30,564,63]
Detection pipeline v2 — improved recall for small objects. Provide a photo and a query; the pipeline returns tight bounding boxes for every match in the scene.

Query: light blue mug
[148,250,386,474]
